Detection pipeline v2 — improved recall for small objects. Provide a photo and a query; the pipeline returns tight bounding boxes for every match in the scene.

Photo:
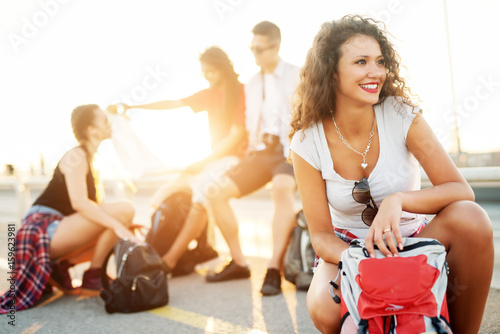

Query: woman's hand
[120,103,131,113]
[364,193,404,258]
[106,104,131,118]
[114,223,142,244]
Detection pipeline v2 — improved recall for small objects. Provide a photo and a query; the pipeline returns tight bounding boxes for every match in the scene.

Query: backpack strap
[431,317,448,334]
[389,315,396,334]
[339,312,350,328]
[147,205,164,245]
[357,319,368,334]
[100,248,114,290]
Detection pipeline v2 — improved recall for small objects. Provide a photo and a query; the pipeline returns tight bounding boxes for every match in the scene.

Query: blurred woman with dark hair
[119,46,247,273]
[0,104,138,312]
[122,46,246,176]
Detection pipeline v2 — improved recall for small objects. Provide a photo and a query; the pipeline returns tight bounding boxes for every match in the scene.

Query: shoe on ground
[42,283,53,296]
[260,268,282,296]
[80,267,102,297]
[195,246,219,264]
[49,260,80,295]
[205,260,250,282]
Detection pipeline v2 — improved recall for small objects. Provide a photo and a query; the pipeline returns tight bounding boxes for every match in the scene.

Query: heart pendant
[361,163,368,169]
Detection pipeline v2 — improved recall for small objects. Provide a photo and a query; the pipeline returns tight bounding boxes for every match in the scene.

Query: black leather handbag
[99,239,169,313]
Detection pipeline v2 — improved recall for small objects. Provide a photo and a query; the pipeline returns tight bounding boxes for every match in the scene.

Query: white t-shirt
[245,59,300,157]
[290,97,426,239]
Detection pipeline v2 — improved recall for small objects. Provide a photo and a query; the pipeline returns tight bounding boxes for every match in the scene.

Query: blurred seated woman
[0,104,139,312]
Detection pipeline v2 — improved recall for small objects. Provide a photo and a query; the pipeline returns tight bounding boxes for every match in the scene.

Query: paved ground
[0,183,499,333]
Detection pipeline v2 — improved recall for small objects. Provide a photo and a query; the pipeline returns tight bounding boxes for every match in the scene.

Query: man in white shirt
[205,21,300,296]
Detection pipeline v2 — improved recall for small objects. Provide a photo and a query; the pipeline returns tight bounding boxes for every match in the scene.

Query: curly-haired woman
[289,15,493,333]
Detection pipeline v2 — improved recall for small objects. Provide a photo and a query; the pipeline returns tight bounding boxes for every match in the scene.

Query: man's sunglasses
[352,177,378,226]
[249,44,277,55]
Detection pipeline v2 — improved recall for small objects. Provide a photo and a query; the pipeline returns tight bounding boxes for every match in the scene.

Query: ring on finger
[383,228,392,233]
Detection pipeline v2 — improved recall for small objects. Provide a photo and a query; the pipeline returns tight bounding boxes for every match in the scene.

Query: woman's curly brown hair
[290,15,417,141]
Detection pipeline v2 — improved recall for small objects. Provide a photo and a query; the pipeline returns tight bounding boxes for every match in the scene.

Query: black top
[33,150,97,216]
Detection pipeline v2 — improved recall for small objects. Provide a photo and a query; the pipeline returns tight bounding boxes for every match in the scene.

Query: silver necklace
[331,112,375,170]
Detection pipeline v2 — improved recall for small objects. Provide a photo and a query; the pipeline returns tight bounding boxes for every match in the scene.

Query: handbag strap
[100,248,115,290]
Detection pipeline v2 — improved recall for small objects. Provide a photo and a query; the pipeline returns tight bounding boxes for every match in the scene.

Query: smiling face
[201,62,224,89]
[334,35,386,107]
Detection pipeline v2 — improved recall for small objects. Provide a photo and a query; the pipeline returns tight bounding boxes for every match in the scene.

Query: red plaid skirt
[0,212,61,313]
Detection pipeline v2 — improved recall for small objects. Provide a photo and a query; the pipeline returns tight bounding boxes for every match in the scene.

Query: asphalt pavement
[0,183,499,333]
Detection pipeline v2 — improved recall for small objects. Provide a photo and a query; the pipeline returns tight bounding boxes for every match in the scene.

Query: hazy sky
[1,0,499,176]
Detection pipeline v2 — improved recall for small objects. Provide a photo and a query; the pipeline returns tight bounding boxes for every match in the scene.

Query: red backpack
[337,238,452,334]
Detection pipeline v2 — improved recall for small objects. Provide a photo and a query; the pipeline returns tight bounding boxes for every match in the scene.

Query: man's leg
[205,151,271,282]
[268,173,297,270]
[209,179,247,267]
[204,178,254,282]
[261,173,297,295]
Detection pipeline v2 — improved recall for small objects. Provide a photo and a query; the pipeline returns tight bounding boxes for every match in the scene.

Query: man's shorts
[226,145,294,197]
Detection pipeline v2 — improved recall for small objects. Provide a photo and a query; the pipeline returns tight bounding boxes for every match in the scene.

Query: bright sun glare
[1,0,499,179]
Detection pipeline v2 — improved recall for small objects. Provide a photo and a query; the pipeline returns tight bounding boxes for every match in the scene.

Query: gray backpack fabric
[284,210,316,291]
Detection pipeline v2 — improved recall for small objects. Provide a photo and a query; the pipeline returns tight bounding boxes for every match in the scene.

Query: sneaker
[205,260,250,282]
[42,283,53,296]
[81,267,102,297]
[49,260,80,295]
[260,268,282,296]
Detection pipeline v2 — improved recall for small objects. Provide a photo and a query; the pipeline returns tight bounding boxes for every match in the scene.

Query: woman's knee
[102,201,135,226]
[307,287,341,333]
[205,179,239,205]
[307,264,342,333]
[442,201,492,238]
[429,201,493,251]
[121,202,135,225]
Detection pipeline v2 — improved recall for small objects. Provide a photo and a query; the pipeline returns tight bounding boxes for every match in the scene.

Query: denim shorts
[25,205,63,241]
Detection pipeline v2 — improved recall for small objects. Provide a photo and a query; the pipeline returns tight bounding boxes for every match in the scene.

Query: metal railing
[2,166,499,221]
